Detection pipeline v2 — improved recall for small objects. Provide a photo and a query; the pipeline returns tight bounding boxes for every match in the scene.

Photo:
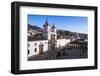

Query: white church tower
[43,19,49,39]
[43,19,57,51]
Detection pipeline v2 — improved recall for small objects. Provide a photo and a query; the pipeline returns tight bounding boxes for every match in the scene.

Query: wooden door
[39,44,43,54]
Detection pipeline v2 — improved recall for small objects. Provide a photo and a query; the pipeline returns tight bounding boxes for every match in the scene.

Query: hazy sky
[28,15,88,34]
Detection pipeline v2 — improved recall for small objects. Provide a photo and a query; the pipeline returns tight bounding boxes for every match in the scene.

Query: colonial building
[67,39,87,50]
[28,20,70,57]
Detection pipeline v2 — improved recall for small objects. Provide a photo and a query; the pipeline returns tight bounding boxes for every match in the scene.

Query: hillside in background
[28,24,87,39]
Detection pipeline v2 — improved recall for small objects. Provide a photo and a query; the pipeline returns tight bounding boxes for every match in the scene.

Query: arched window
[34,43,37,46]
[28,50,30,55]
[28,44,30,47]
[34,48,37,52]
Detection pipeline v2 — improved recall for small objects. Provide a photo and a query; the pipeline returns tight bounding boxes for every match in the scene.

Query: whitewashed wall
[57,39,70,48]
[28,39,70,57]
[28,40,48,57]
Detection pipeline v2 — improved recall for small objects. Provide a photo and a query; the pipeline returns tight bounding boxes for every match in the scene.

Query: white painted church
[28,20,70,57]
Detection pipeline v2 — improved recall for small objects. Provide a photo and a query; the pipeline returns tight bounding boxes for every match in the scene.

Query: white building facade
[28,20,70,57]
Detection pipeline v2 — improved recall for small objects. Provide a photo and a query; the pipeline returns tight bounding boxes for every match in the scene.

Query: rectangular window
[28,50,30,55]
[35,48,37,52]
[28,44,30,47]
[34,43,37,46]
